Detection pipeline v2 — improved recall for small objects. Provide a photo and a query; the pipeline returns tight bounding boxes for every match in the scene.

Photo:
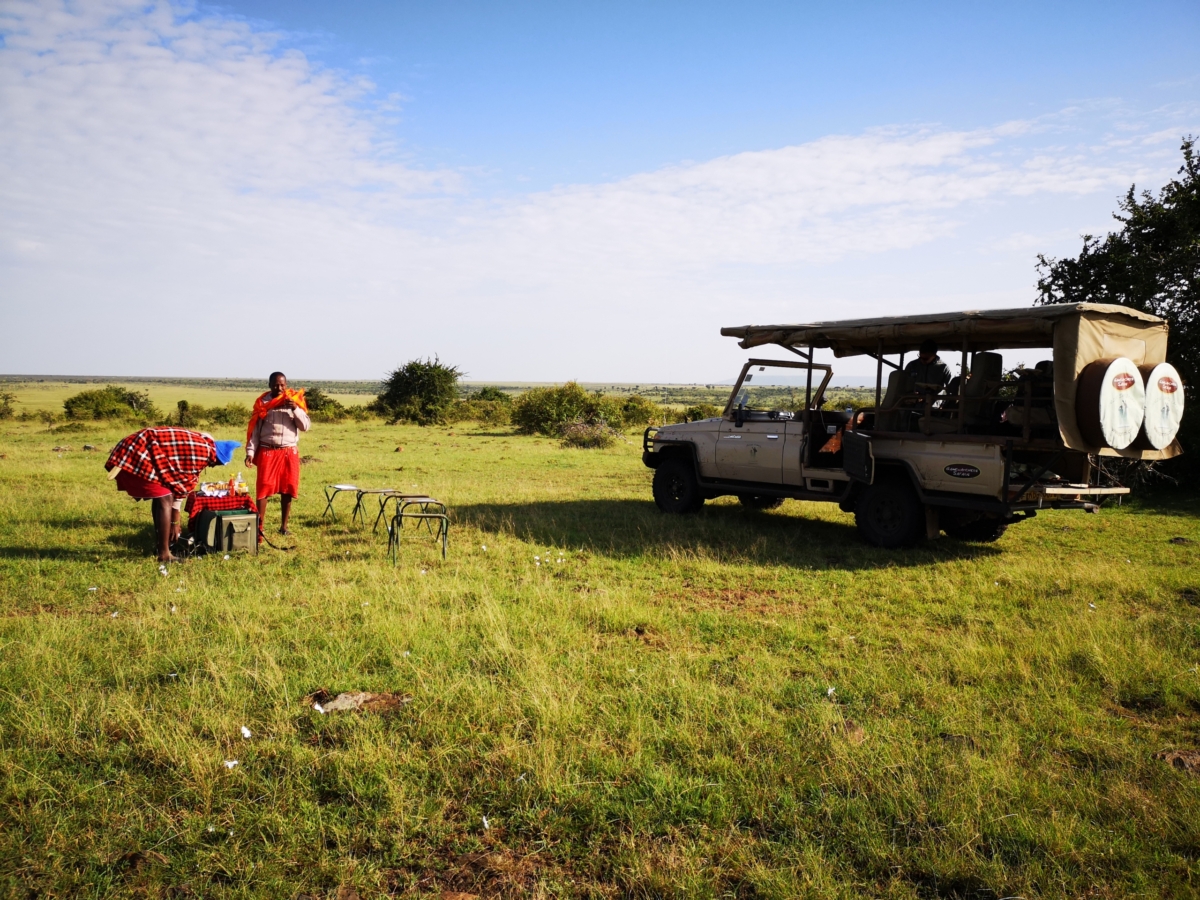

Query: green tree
[0,391,15,420]
[1036,137,1200,397]
[63,386,160,421]
[376,358,462,425]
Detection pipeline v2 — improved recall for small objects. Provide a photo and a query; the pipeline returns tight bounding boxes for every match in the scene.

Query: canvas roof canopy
[721,303,1163,357]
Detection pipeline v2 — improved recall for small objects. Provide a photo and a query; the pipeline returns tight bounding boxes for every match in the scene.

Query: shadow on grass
[454,499,1001,570]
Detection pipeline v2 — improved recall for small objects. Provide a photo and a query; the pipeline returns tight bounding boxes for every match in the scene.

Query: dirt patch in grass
[1156,749,1200,775]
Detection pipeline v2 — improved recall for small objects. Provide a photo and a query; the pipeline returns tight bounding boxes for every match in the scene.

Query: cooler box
[193,509,258,555]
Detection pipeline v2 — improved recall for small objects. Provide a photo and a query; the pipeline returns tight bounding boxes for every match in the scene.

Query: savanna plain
[3,386,1200,899]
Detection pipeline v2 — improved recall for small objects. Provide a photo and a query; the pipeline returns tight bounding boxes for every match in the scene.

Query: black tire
[944,515,1008,543]
[653,458,704,513]
[740,495,784,511]
[855,479,925,548]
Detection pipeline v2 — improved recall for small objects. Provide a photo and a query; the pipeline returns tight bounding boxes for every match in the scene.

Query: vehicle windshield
[728,362,829,414]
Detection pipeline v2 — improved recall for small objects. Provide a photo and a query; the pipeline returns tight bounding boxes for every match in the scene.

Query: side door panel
[716,420,785,483]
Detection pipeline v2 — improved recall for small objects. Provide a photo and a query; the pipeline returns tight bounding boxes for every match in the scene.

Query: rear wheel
[855,479,925,548]
[740,495,784,511]
[944,515,1008,543]
[653,458,704,513]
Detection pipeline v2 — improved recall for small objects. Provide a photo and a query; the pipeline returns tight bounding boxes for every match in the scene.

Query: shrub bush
[173,400,202,427]
[469,386,512,404]
[0,391,15,420]
[205,403,251,426]
[377,358,462,425]
[512,382,589,434]
[64,386,160,421]
[305,387,348,423]
[680,403,723,422]
[344,404,375,422]
[448,399,512,426]
[560,420,621,449]
[619,394,663,427]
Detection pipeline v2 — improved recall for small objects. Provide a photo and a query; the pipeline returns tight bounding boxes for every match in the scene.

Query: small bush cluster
[511,382,662,435]
[171,400,251,427]
[304,387,349,423]
[63,386,160,421]
[448,399,512,426]
[680,402,723,422]
[560,420,622,449]
[0,391,15,420]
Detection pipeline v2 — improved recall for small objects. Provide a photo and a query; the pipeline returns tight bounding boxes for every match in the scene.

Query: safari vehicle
[643,303,1185,547]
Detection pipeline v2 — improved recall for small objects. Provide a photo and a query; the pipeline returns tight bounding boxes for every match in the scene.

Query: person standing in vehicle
[245,372,310,536]
[904,339,952,393]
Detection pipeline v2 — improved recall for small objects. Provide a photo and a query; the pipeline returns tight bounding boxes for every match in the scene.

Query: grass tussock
[1,416,1199,897]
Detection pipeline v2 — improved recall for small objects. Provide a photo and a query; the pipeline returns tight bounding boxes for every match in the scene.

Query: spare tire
[1075,357,1146,449]
[1138,362,1185,449]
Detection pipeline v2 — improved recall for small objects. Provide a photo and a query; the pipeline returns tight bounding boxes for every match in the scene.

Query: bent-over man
[106,428,240,562]
[246,371,310,535]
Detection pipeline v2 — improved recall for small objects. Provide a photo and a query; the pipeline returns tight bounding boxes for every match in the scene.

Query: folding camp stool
[321,484,358,521]
[372,491,435,533]
[350,488,401,529]
[386,497,449,563]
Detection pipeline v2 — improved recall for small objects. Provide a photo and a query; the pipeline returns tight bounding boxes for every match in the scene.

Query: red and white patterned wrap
[105,428,218,498]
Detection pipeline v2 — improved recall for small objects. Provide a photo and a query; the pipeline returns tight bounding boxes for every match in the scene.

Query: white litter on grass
[87,587,97,592]
[535,561,540,567]
[240,726,252,739]
[535,555,540,560]
[481,545,487,551]
[170,605,177,614]
[362,602,369,607]
[313,702,326,714]
[158,565,169,577]
[482,816,490,830]
[223,555,230,560]
[207,826,215,833]
[175,588,182,593]
[168,673,178,678]
[110,611,118,618]
[224,760,238,769]
[1089,603,1096,610]
[827,687,836,698]
[403,651,411,657]
[420,569,427,575]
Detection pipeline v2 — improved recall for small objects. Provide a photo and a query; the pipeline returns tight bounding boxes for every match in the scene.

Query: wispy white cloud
[0,0,1195,380]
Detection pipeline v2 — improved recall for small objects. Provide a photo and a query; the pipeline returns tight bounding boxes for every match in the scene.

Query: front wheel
[652,458,704,513]
[855,479,925,548]
[740,495,784,511]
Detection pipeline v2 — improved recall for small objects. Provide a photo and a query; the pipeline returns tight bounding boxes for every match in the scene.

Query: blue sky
[213,0,1198,190]
[2,1,1199,380]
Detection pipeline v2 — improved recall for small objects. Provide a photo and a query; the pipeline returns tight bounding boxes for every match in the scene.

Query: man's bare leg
[280,494,293,534]
[258,496,270,536]
[151,496,176,562]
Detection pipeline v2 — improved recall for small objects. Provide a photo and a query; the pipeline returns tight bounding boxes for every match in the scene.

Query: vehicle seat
[920,352,1003,433]
[874,369,914,431]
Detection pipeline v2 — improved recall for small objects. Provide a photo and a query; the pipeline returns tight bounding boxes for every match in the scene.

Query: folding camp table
[386,496,449,563]
[321,484,358,521]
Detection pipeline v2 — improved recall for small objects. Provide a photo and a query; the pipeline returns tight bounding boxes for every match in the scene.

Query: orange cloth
[246,388,308,446]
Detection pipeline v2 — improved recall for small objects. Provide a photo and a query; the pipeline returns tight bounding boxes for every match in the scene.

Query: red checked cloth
[106,428,218,498]
[184,494,259,520]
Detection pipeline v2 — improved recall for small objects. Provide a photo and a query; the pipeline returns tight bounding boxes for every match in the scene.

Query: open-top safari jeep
[643,303,1185,546]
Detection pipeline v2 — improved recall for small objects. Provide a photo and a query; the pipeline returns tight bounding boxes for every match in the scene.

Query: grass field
[3,411,1200,898]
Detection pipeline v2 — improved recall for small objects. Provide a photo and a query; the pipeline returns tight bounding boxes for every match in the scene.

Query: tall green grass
[1,419,1199,898]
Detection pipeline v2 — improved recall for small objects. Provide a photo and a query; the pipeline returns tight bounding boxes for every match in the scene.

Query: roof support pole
[805,345,814,412]
[875,339,883,418]
[958,338,969,434]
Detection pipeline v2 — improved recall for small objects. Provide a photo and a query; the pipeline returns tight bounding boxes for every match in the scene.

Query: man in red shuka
[245,372,311,536]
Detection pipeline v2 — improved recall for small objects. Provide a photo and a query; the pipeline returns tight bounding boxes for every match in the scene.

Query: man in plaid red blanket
[105,428,240,562]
